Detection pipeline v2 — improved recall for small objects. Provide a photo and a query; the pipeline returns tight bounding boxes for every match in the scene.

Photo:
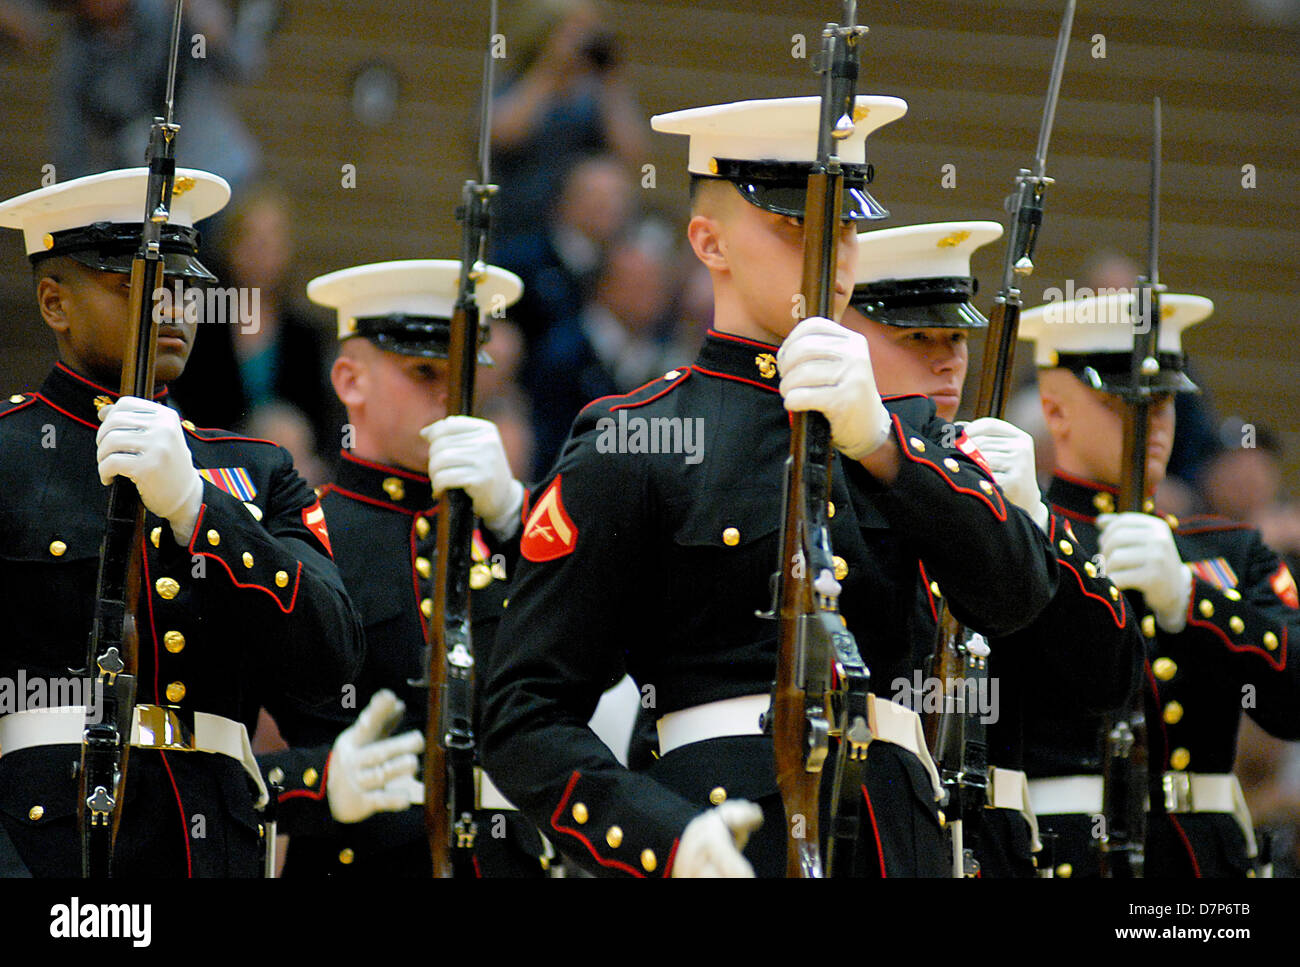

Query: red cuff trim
[549,770,646,878]
[278,751,332,802]
[185,503,304,614]
[1185,579,1287,672]
[892,415,1007,521]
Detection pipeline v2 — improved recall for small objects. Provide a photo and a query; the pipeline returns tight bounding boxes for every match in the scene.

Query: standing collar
[693,329,782,391]
[1047,471,1155,519]
[334,450,433,514]
[38,362,169,428]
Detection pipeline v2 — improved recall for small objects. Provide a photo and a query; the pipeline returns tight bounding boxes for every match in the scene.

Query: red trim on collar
[708,329,780,351]
[608,370,694,410]
[1051,503,1095,525]
[1174,519,1252,535]
[32,393,99,429]
[549,770,646,877]
[54,361,169,402]
[1054,470,1117,494]
[325,484,418,517]
[691,365,778,394]
[340,450,429,482]
[183,427,281,446]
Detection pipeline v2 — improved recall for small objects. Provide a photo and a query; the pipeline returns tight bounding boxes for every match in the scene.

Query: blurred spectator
[1200,419,1300,571]
[1235,717,1300,877]
[477,317,535,481]
[526,218,679,477]
[245,399,328,487]
[168,181,343,465]
[40,0,279,196]
[490,0,647,244]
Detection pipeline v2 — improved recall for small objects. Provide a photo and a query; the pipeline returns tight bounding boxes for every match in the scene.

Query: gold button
[1152,657,1177,680]
[416,517,431,539]
[929,581,941,598]
[1143,498,1156,514]
[244,501,263,521]
[979,480,994,494]
[1142,615,1157,638]
[1109,586,1121,601]
[338,848,354,865]
[207,529,220,547]
[1198,599,1214,618]
[416,556,432,578]
[1092,492,1115,514]
[1170,747,1191,771]
[722,527,740,546]
[382,477,406,502]
[640,849,657,873]
[163,630,185,654]
[470,564,492,590]
[539,855,550,871]
[155,577,180,600]
[1229,616,1245,635]
[571,802,588,824]
[937,809,946,828]
[833,555,849,581]
[943,457,960,473]
[48,540,66,557]
[1084,561,1098,578]
[275,570,289,588]
[1058,540,1073,556]
[1056,863,1073,878]
[606,826,623,849]
[909,437,926,453]
[303,768,319,787]
[267,767,285,785]
[1224,588,1242,602]
[421,598,433,618]
[28,805,43,821]
[8,393,24,404]
[664,370,681,380]
[1163,701,1184,725]
[181,419,196,431]
[708,157,719,175]
[150,526,162,548]
[1264,631,1279,651]
[242,552,254,569]
[827,501,835,519]
[1164,514,1179,529]
[709,786,727,805]
[165,681,186,703]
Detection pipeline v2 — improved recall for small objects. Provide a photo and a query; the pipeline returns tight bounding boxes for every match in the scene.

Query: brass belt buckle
[134,704,197,752]
[1162,771,1192,813]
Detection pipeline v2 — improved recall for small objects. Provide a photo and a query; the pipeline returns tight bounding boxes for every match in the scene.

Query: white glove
[96,397,203,545]
[421,416,525,539]
[777,316,892,461]
[1097,512,1193,633]
[327,689,426,824]
[671,800,763,878]
[960,417,1050,533]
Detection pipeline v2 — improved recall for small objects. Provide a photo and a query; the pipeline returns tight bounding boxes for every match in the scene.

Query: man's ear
[36,275,71,335]
[331,351,365,410]
[687,212,728,273]
[1038,374,1069,443]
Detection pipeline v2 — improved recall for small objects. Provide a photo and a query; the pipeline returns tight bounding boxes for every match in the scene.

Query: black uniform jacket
[909,505,1144,876]
[479,329,1059,877]
[259,450,544,876]
[0,363,363,877]
[1024,473,1300,877]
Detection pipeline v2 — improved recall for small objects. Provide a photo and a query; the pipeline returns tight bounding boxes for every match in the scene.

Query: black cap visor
[1056,352,1199,396]
[353,315,493,365]
[851,276,987,328]
[31,221,217,282]
[709,159,887,222]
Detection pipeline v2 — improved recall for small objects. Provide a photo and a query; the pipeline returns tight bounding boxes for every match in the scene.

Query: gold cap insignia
[172,176,196,196]
[937,230,971,249]
[382,476,406,502]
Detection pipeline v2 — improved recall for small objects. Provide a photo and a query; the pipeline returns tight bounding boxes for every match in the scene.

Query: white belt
[986,766,1041,853]
[1028,772,1256,858]
[656,693,945,802]
[0,705,268,809]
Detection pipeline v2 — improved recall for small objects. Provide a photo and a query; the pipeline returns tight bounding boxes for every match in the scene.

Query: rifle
[422,0,499,878]
[77,0,186,879]
[1100,97,1163,880]
[923,0,1074,879]
[768,0,873,880]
